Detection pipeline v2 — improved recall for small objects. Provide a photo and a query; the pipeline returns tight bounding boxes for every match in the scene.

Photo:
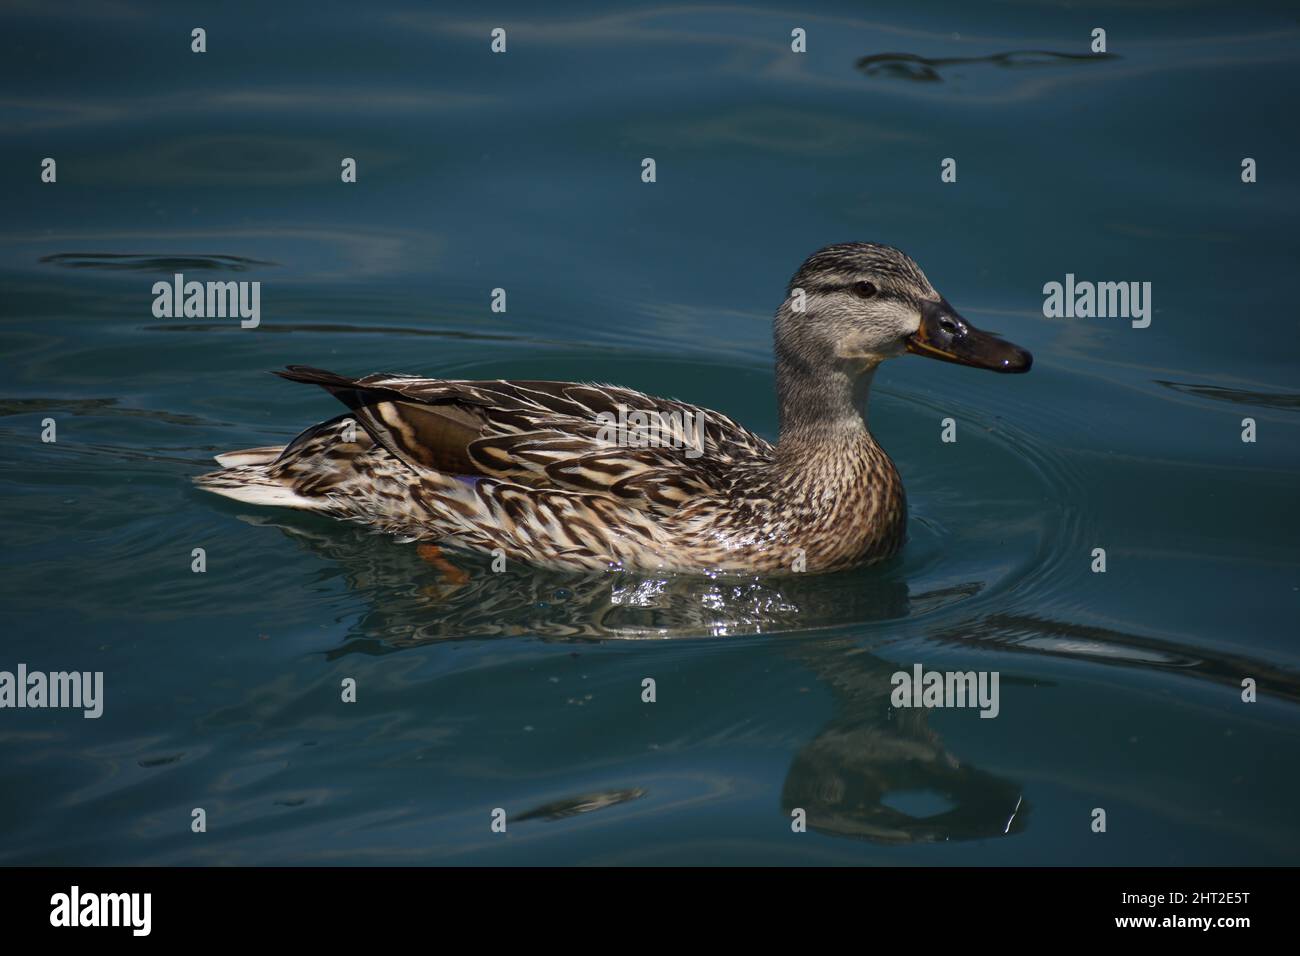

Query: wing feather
[274,365,771,514]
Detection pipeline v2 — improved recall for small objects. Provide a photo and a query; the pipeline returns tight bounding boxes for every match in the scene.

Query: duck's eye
[851,281,878,299]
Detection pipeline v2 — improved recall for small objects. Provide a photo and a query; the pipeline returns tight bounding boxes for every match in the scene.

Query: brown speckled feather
[195,366,904,574]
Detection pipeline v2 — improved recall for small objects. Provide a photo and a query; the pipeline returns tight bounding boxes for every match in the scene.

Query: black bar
[0,867,1280,941]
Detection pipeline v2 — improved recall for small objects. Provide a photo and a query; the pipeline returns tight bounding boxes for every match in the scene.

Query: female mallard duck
[196,243,1031,574]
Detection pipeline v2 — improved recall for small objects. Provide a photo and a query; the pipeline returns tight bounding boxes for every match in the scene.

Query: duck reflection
[240,512,940,644]
[242,513,1027,843]
[237,513,1300,845]
[780,639,1027,843]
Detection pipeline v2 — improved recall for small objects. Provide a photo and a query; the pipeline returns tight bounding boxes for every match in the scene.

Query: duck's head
[776,242,1032,375]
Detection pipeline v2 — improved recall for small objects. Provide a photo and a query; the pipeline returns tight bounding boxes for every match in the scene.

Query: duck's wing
[274,366,771,513]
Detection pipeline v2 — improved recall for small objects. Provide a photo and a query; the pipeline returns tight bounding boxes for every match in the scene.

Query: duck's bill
[906,299,1032,373]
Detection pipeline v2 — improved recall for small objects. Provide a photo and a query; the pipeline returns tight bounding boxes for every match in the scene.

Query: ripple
[151,323,535,344]
[887,383,1092,617]
[1156,380,1300,411]
[515,788,646,822]
[39,252,277,273]
[0,397,223,426]
[929,612,1300,704]
[856,49,1119,82]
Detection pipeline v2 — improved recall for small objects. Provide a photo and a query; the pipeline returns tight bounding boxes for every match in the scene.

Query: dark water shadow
[0,396,221,426]
[856,49,1118,82]
[39,253,277,273]
[515,788,647,822]
[932,613,1300,706]
[152,323,527,343]
[1156,380,1300,411]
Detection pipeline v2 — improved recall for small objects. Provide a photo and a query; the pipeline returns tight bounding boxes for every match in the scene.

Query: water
[1,1,1298,865]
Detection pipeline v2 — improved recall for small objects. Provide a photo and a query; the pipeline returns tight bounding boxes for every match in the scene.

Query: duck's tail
[194,446,329,510]
[194,414,371,511]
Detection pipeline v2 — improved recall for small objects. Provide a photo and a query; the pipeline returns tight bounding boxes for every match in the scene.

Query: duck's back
[195,366,779,571]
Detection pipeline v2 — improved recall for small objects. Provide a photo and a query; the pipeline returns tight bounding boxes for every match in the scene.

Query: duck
[195,242,1031,574]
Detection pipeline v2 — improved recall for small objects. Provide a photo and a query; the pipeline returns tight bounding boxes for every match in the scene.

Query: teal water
[1,2,1298,864]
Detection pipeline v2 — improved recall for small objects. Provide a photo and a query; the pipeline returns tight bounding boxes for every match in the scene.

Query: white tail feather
[194,467,325,510]
[213,446,285,468]
[198,483,321,509]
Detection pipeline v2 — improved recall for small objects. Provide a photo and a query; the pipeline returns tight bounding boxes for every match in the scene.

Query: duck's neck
[754,334,906,568]
[764,341,906,567]
[773,342,880,465]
